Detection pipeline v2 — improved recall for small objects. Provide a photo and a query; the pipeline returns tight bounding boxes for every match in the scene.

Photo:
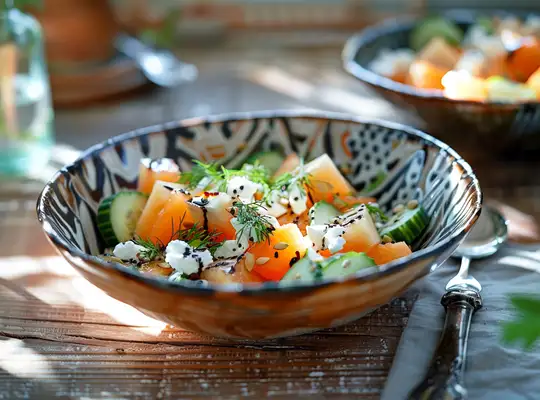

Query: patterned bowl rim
[342,9,540,107]
[37,110,483,295]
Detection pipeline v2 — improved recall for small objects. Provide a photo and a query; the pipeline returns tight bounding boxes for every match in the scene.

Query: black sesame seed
[274,251,279,258]
[233,189,237,194]
[239,185,244,190]
[232,248,237,252]
[294,197,299,201]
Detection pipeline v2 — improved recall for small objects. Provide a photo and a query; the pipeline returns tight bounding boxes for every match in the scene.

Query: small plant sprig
[132,237,163,261]
[366,203,389,222]
[231,201,275,244]
[179,159,272,193]
[178,160,222,190]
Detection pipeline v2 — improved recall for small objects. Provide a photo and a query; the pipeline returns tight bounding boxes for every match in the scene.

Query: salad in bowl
[99,152,428,286]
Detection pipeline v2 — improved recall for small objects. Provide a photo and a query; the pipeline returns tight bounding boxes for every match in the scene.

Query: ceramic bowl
[37,111,481,339]
[342,9,540,154]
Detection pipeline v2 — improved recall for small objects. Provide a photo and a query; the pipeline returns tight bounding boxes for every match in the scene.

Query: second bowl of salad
[343,10,540,154]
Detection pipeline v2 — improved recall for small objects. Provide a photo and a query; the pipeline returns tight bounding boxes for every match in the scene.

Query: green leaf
[502,294,540,349]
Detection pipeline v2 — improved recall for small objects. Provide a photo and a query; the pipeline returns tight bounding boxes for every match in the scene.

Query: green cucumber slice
[281,256,321,283]
[380,205,429,244]
[324,252,376,279]
[281,252,376,283]
[410,16,463,51]
[309,201,341,225]
[245,151,285,175]
[97,191,148,247]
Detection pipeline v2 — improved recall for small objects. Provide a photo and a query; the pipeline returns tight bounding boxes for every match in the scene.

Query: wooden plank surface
[0,196,413,399]
[2,43,540,399]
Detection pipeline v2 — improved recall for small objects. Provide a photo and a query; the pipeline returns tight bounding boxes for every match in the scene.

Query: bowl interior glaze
[37,112,481,338]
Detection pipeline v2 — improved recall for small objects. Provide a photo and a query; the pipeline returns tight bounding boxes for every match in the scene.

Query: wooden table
[2,43,540,399]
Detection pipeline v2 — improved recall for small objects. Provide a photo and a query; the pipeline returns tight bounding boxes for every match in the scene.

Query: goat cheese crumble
[113,241,147,261]
[226,176,262,201]
[306,225,346,254]
[165,240,213,275]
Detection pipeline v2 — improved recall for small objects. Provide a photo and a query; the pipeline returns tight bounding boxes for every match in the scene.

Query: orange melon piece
[137,158,180,195]
[366,242,412,266]
[201,257,264,284]
[333,195,377,211]
[149,189,194,246]
[318,205,381,256]
[417,37,461,70]
[407,60,447,90]
[135,181,185,241]
[249,224,308,281]
[506,38,540,82]
[187,193,236,241]
[304,154,355,203]
[273,153,301,177]
[442,70,488,101]
[526,66,540,99]
[278,209,310,235]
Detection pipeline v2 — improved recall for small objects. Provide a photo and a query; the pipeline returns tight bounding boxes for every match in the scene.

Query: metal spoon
[115,33,198,87]
[408,206,508,400]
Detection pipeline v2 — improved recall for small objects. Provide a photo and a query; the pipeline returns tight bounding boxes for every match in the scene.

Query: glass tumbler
[0,6,54,177]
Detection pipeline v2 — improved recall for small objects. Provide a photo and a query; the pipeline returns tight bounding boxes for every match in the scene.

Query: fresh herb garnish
[178,161,221,190]
[503,294,540,349]
[170,212,222,255]
[366,203,389,222]
[133,237,163,261]
[179,159,271,193]
[231,201,275,244]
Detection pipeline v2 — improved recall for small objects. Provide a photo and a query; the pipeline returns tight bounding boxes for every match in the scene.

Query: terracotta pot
[30,0,119,68]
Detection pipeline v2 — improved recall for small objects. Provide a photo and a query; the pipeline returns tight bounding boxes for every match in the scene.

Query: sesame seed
[274,251,279,258]
[393,204,405,214]
[382,235,393,243]
[245,253,255,271]
[239,185,244,190]
[407,199,419,209]
[343,260,351,268]
[295,273,301,280]
[293,197,299,201]
[273,242,289,250]
[256,257,270,265]
[310,265,316,272]
[280,198,289,205]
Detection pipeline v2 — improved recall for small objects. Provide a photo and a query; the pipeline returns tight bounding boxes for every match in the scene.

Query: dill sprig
[170,212,222,255]
[231,201,275,244]
[272,158,312,191]
[366,204,388,222]
[132,237,163,260]
[178,161,221,189]
[179,159,272,193]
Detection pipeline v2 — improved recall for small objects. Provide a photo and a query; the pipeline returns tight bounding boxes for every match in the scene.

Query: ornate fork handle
[408,288,482,400]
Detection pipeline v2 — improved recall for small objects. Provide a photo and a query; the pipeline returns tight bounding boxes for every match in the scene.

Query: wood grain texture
[0,194,414,399]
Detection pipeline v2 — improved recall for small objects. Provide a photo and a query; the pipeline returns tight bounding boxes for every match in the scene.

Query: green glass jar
[0,2,54,177]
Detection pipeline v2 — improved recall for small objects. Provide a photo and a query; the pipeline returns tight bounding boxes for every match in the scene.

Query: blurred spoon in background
[115,33,198,88]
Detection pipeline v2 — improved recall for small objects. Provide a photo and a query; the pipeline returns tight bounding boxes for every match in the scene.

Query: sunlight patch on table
[0,339,55,380]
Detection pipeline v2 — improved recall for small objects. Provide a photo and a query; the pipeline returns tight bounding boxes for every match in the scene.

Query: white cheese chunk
[113,241,147,261]
[226,176,262,201]
[289,183,308,215]
[165,240,213,275]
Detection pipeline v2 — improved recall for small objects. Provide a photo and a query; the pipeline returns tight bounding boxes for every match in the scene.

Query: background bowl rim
[342,8,540,107]
[37,110,483,296]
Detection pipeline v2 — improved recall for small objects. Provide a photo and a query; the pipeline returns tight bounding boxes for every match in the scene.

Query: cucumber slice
[324,252,376,279]
[309,201,341,225]
[281,256,322,283]
[97,191,148,247]
[245,151,285,175]
[281,252,376,283]
[410,17,463,51]
[486,77,537,102]
[380,206,429,245]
